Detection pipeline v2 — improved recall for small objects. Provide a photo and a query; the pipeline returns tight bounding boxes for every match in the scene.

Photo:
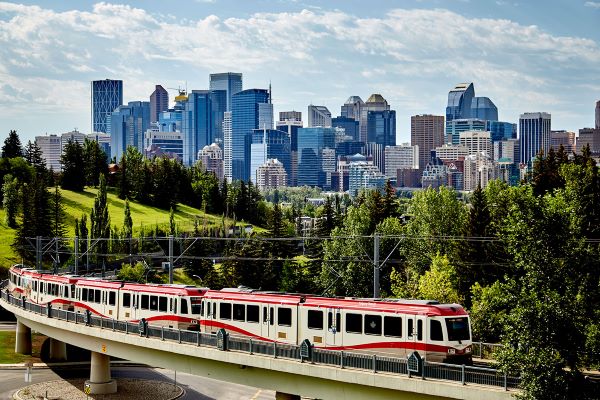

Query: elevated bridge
[1,287,518,400]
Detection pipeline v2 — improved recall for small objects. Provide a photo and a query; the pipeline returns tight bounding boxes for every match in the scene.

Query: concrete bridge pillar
[275,393,300,400]
[85,351,117,394]
[15,320,31,355]
[48,338,67,361]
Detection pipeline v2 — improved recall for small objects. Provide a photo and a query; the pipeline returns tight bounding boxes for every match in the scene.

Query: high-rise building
[250,128,291,184]
[596,101,600,130]
[445,83,498,123]
[493,138,519,164]
[349,161,386,196]
[384,144,419,179]
[367,110,396,147]
[297,127,336,188]
[182,90,212,166]
[150,85,169,123]
[550,130,576,154]
[144,130,184,160]
[61,129,86,153]
[209,72,243,112]
[110,101,150,161]
[341,96,367,142]
[332,116,359,142]
[576,127,600,154]
[91,79,123,134]
[231,89,271,181]
[486,121,517,142]
[445,119,486,145]
[276,113,303,187]
[411,114,445,172]
[307,105,332,128]
[519,112,551,165]
[223,112,233,182]
[256,159,287,191]
[434,143,470,163]
[459,131,492,157]
[199,143,224,181]
[35,135,62,171]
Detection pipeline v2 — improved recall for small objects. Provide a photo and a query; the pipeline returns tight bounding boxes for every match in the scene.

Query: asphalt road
[0,365,276,400]
[0,322,15,331]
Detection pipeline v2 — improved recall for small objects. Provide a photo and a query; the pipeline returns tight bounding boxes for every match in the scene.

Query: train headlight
[465,346,472,353]
[447,348,456,355]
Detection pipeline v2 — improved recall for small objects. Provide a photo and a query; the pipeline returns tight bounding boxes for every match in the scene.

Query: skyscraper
[341,96,367,142]
[150,85,169,123]
[279,111,302,122]
[182,90,213,166]
[411,115,445,172]
[332,116,359,142]
[231,89,271,181]
[209,72,243,112]
[297,127,336,188]
[307,105,332,128]
[596,100,600,130]
[276,112,303,187]
[367,110,396,147]
[250,128,291,184]
[519,112,551,165]
[223,112,233,182]
[91,79,123,134]
[446,83,498,122]
[110,101,150,161]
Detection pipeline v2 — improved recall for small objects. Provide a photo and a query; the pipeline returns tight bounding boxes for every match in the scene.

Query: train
[6,265,472,363]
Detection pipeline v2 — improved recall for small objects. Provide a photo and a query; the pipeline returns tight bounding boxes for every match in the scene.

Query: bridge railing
[471,341,503,359]
[1,290,520,390]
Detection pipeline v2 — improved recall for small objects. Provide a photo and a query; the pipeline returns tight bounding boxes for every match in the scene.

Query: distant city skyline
[1,1,599,143]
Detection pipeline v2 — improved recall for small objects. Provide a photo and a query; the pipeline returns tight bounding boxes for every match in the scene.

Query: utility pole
[168,235,174,284]
[74,236,79,275]
[36,236,41,270]
[373,233,380,298]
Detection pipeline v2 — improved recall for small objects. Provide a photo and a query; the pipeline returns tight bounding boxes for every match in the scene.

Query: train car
[73,278,124,318]
[119,283,207,330]
[299,296,472,363]
[201,288,303,344]
[8,266,77,310]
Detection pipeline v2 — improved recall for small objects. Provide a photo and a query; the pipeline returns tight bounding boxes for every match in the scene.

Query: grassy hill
[0,187,244,271]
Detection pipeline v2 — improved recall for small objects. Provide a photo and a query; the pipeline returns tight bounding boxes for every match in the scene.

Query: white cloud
[0,2,598,136]
[584,1,600,8]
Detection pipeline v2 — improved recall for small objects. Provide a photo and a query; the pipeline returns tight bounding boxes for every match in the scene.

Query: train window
[33,281,38,292]
[233,304,245,321]
[181,299,189,314]
[278,308,292,327]
[430,320,443,341]
[307,310,323,330]
[150,296,158,311]
[220,303,231,320]
[95,290,101,303]
[212,303,216,319]
[345,313,362,334]
[328,311,341,333]
[384,316,402,338]
[247,305,259,323]
[123,293,131,308]
[190,298,201,315]
[270,307,274,326]
[159,297,168,312]
[82,288,88,301]
[141,295,149,310]
[364,314,382,336]
[408,318,414,338]
[109,291,116,306]
[71,285,75,297]
[417,319,423,341]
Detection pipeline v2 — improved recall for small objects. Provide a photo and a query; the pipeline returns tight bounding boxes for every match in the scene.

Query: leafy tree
[50,186,67,238]
[2,174,19,228]
[417,253,463,304]
[469,281,513,342]
[2,130,23,158]
[60,139,85,191]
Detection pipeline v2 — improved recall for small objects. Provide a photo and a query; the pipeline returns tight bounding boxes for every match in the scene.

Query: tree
[60,139,85,191]
[2,130,23,158]
[50,186,67,238]
[83,138,108,187]
[381,180,398,219]
[169,207,176,236]
[79,214,88,256]
[117,154,129,199]
[123,199,133,238]
[417,254,463,304]
[2,174,19,228]
[24,140,47,178]
[90,174,110,261]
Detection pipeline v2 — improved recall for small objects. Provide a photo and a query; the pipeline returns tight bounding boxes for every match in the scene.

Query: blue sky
[0,0,599,144]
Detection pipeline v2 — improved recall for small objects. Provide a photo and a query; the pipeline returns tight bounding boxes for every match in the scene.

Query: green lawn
[0,331,46,364]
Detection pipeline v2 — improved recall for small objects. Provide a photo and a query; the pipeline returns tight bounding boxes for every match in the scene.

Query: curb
[0,360,149,370]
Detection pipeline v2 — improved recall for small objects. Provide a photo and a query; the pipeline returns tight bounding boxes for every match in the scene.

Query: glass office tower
[297,127,336,188]
[209,72,243,112]
[92,79,123,134]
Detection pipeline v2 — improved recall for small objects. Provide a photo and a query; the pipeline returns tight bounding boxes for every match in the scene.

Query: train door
[325,308,341,347]
[205,300,216,334]
[407,314,425,358]
[261,305,274,340]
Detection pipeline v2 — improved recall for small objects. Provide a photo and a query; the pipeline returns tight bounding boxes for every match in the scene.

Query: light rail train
[6,265,472,363]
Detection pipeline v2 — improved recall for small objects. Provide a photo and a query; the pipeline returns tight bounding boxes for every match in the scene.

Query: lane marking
[251,389,262,399]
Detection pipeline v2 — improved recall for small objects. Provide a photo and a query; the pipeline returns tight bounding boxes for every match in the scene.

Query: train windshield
[445,317,470,341]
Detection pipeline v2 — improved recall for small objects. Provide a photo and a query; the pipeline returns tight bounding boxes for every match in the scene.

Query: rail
[0,289,520,390]
[472,341,503,359]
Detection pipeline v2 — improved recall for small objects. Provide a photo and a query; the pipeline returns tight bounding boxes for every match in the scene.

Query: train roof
[13,267,77,284]
[76,278,124,289]
[121,283,207,296]
[203,289,303,305]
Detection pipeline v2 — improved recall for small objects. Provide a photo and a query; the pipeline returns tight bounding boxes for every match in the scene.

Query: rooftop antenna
[268,81,272,104]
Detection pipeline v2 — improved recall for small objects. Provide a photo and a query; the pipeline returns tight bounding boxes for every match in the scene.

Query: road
[0,322,15,331]
[0,365,276,400]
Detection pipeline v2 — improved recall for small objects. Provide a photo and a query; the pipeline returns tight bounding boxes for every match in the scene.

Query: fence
[472,341,503,359]
[0,287,519,391]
